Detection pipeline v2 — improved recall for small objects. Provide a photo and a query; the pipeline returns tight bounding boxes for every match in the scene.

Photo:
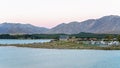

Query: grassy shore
[0,41,120,50]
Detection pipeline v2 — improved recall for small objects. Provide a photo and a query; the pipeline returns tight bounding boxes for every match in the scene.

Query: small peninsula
[1,40,120,50]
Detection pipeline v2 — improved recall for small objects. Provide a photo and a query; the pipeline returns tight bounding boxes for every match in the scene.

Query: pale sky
[0,0,120,28]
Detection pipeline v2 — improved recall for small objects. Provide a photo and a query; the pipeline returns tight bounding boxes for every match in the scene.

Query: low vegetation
[1,40,120,50]
[0,32,120,50]
[0,32,118,39]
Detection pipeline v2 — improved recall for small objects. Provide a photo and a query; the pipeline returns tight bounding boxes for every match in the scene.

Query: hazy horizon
[0,0,120,28]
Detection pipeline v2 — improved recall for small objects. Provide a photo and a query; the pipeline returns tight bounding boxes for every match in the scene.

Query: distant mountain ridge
[46,19,96,34]
[1,15,120,34]
[46,15,120,34]
[0,23,49,34]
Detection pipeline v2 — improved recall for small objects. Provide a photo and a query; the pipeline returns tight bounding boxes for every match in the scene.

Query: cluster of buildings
[89,40,119,46]
[59,35,97,41]
[59,35,120,46]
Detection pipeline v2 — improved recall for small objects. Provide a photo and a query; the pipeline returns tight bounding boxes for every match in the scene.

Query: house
[108,41,119,46]
[59,35,69,41]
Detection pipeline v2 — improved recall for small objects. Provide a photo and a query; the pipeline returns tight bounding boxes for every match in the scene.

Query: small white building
[108,41,119,46]
[89,40,120,46]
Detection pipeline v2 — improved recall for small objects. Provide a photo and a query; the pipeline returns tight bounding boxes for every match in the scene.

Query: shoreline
[1,41,120,50]
[1,46,120,51]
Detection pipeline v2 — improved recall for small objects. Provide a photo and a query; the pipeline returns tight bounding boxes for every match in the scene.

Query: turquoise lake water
[0,39,51,44]
[0,47,120,68]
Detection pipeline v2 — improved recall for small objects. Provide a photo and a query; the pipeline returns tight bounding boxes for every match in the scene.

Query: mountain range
[0,15,120,34]
[47,15,120,34]
[0,23,48,34]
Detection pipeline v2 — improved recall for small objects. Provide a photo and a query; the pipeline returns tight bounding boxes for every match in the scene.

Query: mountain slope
[0,23,49,34]
[47,19,96,34]
[47,15,120,34]
[89,15,120,33]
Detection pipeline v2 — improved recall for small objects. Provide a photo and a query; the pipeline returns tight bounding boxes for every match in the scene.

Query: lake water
[0,47,120,68]
[0,39,51,44]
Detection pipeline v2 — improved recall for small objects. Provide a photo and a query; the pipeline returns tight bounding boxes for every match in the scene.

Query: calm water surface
[0,47,120,68]
[0,39,51,44]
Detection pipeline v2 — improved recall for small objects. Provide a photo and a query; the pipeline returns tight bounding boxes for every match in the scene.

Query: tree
[105,35,114,41]
[117,35,120,42]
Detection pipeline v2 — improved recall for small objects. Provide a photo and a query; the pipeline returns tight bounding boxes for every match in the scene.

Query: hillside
[0,23,49,34]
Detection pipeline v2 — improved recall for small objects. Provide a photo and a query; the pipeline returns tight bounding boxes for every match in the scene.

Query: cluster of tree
[0,32,119,40]
[71,32,118,39]
[0,34,65,39]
